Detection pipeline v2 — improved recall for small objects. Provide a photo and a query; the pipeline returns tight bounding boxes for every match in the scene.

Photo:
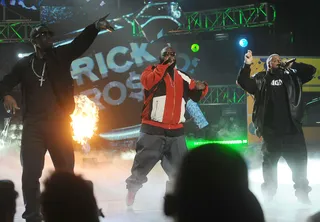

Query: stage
[0,146,319,222]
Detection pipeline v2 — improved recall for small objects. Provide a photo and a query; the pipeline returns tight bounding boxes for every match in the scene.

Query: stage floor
[0,147,320,222]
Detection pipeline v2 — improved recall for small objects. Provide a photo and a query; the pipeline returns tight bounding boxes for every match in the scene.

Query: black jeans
[21,118,74,222]
[261,132,311,197]
[126,133,188,193]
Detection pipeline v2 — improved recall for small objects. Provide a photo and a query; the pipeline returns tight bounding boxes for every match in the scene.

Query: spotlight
[239,38,248,48]
[17,53,32,58]
[191,43,199,52]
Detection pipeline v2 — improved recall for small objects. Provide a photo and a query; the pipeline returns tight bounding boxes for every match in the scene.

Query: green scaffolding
[200,85,247,105]
[0,20,39,43]
[179,2,276,34]
[0,2,275,43]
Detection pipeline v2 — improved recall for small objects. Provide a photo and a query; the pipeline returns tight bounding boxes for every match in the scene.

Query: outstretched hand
[95,14,115,32]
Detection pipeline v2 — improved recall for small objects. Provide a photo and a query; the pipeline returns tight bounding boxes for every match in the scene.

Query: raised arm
[290,62,317,84]
[60,14,115,62]
[237,50,258,95]
[59,24,99,62]
[141,64,170,90]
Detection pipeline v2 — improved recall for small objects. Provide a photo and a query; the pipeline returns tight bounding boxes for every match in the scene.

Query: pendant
[39,77,45,87]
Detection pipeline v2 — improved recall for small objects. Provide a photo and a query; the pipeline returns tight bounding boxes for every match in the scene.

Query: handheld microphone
[284,58,296,66]
[279,58,296,70]
[162,57,173,65]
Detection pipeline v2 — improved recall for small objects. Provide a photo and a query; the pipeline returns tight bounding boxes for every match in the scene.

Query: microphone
[162,57,173,65]
[279,58,296,70]
[284,58,296,66]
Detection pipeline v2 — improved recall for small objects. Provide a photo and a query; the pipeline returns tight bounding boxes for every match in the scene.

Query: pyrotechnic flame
[70,95,99,147]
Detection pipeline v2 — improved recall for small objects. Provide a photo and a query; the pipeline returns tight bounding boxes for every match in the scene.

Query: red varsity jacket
[140,63,208,130]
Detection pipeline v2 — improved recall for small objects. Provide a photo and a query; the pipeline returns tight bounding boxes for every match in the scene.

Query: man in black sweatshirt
[237,50,316,204]
[0,16,114,222]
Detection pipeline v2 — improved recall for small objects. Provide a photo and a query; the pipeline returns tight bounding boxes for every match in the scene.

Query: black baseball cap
[30,24,54,40]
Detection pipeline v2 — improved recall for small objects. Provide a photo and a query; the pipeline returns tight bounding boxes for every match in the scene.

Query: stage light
[186,138,248,150]
[191,43,199,52]
[239,38,248,47]
[17,52,32,58]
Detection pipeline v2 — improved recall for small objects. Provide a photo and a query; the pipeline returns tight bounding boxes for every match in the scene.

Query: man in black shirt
[0,15,114,222]
[263,60,296,136]
[237,50,316,204]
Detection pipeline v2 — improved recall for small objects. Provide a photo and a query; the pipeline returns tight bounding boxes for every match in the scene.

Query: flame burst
[71,95,99,147]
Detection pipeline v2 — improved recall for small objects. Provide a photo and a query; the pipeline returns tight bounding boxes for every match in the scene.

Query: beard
[270,67,282,74]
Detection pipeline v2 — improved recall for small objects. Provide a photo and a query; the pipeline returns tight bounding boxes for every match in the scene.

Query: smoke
[0,146,168,219]
[1,144,320,221]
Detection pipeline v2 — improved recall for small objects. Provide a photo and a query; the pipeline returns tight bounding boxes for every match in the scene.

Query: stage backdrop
[65,32,243,135]
[247,56,320,144]
[69,38,206,134]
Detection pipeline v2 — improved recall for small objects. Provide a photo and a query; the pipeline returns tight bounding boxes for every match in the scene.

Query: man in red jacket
[125,46,208,206]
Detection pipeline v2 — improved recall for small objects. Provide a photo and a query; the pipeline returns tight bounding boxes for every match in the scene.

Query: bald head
[160,46,176,65]
[161,46,173,55]
[266,54,281,71]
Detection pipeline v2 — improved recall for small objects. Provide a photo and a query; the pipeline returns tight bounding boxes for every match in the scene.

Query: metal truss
[0,20,39,43]
[199,85,246,105]
[0,2,275,43]
[170,2,275,34]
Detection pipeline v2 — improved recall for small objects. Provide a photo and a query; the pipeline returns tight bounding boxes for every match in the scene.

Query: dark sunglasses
[162,52,176,57]
[34,31,52,39]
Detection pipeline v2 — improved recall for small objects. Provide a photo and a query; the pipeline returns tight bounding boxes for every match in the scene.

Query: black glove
[95,14,115,32]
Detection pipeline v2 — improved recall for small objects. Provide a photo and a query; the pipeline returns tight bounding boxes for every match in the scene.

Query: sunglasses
[34,31,53,39]
[162,52,176,57]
